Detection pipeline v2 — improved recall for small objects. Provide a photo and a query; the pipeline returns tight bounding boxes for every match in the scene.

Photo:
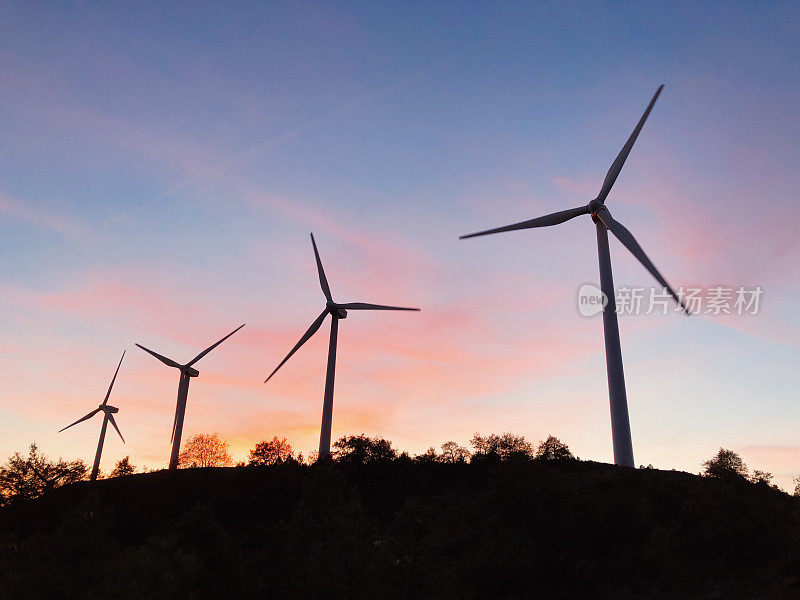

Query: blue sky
[1,2,798,487]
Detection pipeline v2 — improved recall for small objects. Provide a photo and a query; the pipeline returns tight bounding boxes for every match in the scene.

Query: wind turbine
[460,84,689,468]
[136,324,245,470]
[265,233,419,459]
[59,351,126,482]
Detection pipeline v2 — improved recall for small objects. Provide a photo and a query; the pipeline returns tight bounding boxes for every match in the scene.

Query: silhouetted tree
[0,443,86,504]
[332,434,397,464]
[249,436,294,466]
[793,476,800,497]
[534,435,574,462]
[470,432,533,462]
[179,433,232,468]
[414,447,439,463]
[701,448,748,480]
[749,469,773,486]
[110,456,136,477]
[440,441,471,463]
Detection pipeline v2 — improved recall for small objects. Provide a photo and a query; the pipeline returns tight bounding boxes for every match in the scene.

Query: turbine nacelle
[101,404,119,413]
[182,365,200,377]
[326,301,348,319]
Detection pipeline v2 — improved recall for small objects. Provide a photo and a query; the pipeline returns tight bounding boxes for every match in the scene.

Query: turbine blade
[264,309,328,383]
[597,84,664,202]
[136,344,182,369]
[459,206,589,239]
[171,373,184,444]
[595,207,689,314]
[336,302,420,311]
[102,350,126,405]
[107,412,125,443]
[170,405,179,444]
[187,324,246,367]
[59,408,101,433]
[310,233,332,301]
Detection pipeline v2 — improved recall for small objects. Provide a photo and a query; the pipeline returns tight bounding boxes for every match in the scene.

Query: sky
[1,2,799,488]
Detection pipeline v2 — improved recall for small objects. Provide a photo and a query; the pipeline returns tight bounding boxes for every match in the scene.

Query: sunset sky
[1,3,798,488]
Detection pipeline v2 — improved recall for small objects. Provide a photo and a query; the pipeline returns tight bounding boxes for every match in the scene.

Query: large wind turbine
[136,324,245,470]
[59,351,126,482]
[460,84,688,468]
[265,233,419,459]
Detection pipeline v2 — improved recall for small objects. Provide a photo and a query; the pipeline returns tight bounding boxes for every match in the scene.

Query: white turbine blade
[595,207,689,314]
[170,408,179,444]
[460,206,589,239]
[597,85,664,203]
[264,309,328,383]
[136,344,182,369]
[102,350,126,405]
[310,233,333,301]
[336,302,420,311]
[59,408,101,433]
[187,324,246,367]
[107,412,125,443]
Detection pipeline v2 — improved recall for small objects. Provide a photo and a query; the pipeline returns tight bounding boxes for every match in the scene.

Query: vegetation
[249,436,294,466]
[534,434,575,462]
[701,447,749,480]
[179,432,232,468]
[470,431,533,462]
[2,436,800,598]
[110,456,136,477]
[331,433,397,464]
[0,443,86,506]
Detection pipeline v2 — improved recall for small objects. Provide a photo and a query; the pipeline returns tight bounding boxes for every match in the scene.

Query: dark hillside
[1,460,799,599]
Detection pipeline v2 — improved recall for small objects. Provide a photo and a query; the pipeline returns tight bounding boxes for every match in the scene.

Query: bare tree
[179,433,232,468]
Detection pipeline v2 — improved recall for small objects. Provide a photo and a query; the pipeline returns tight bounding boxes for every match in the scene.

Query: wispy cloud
[0,192,91,239]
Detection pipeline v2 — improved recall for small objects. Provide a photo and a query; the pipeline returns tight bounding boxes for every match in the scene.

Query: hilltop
[1,459,799,599]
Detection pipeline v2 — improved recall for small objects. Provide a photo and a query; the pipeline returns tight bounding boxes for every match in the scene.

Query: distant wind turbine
[460,84,688,468]
[137,324,245,470]
[59,351,126,482]
[265,233,419,459]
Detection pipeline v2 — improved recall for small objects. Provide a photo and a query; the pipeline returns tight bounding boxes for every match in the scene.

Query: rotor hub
[588,199,605,223]
[326,301,347,319]
[183,366,200,378]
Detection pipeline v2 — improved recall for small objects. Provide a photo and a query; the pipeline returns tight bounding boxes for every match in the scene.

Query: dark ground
[1,459,799,599]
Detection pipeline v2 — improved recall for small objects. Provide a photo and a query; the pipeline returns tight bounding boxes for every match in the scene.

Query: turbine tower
[59,351,126,482]
[265,233,419,459]
[460,84,688,468]
[137,324,245,470]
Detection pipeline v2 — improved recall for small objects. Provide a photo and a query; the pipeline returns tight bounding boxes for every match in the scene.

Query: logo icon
[577,283,607,317]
